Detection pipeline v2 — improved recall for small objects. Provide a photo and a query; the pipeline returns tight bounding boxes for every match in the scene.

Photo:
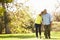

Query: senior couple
[35,9,52,39]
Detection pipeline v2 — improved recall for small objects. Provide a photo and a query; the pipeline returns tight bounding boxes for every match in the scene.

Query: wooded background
[0,0,60,34]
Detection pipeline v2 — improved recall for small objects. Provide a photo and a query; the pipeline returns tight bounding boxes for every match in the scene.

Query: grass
[0,31,60,40]
[0,33,35,38]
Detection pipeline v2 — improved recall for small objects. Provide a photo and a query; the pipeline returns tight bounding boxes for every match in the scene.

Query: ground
[0,31,60,40]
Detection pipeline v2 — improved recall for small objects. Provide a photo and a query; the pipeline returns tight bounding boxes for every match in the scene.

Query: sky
[26,0,59,13]
[25,0,60,18]
[14,0,60,13]
[9,0,60,18]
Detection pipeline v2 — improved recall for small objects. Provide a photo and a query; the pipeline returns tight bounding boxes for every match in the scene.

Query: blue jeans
[35,24,41,38]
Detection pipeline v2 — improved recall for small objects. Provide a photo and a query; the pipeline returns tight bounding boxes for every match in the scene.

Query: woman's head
[39,12,43,16]
[41,11,44,15]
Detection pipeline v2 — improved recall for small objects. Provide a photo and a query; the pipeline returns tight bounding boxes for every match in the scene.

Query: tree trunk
[1,0,11,34]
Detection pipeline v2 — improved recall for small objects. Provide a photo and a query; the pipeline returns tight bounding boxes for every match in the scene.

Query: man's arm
[50,21,52,27]
[49,14,52,27]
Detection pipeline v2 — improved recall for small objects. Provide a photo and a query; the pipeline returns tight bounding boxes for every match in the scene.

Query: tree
[0,0,34,34]
[53,0,60,22]
[4,0,34,33]
[0,0,13,34]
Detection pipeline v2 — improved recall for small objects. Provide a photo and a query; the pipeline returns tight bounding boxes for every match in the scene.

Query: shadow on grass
[0,36,60,40]
[0,35,35,39]
[0,36,60,39]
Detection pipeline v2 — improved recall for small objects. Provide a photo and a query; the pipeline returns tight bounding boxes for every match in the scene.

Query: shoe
[45,37,48,39]
[35,37,38,40]
[36,37,38,39]
[40,36,41,39]
[49,37,51,39]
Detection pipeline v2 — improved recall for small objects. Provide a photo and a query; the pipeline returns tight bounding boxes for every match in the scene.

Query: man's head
[43,9,47,14]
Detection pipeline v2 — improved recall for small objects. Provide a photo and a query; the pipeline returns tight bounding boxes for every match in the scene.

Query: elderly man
[42,9,52,39]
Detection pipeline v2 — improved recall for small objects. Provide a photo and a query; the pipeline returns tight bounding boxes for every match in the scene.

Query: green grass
[0,34,35,38]
[0,31,60,40]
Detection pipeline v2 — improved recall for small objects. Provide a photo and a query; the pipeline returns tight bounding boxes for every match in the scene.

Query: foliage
[52,22,60,31]
[8,8,34,33]
[53,12,60,22]
[0,0,13,3]
[0,6,5,34]
[0,0,14,34]
[0,0,34,34]
[0,6,5,16]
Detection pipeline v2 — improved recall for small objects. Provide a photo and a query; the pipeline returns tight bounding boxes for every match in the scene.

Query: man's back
[42,13,51,25]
